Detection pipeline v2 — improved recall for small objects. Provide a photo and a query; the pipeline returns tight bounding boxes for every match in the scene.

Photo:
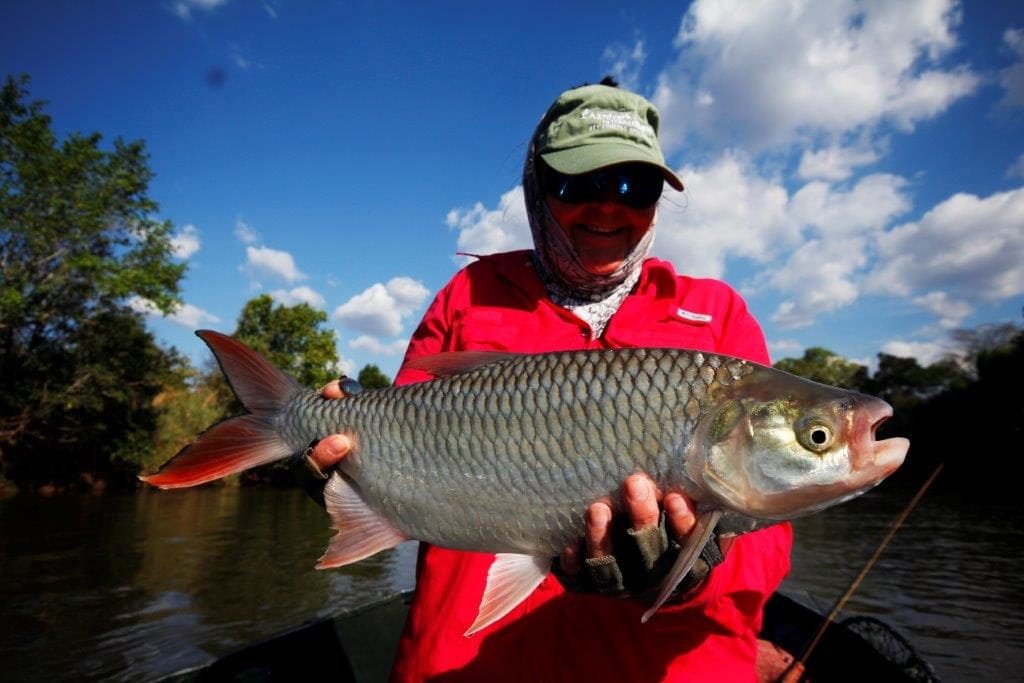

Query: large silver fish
[142,330,908,634]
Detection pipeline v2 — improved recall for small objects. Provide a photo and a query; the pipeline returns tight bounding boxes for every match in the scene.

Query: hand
[307,380,357,474]
[557,473,727,599]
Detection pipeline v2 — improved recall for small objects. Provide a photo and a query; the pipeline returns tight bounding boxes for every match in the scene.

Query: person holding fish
[306,78,795,681]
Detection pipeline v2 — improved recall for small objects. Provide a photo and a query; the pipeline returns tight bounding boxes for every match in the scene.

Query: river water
[1,482,1021,681]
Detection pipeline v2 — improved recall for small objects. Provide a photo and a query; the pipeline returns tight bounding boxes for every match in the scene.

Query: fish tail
[140,330,304,489]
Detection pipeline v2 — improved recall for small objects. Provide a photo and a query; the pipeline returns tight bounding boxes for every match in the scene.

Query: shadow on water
[0,488,417,681]
[1,480,1022,680]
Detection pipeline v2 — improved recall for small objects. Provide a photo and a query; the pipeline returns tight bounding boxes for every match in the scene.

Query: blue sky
[4,1,1023,379]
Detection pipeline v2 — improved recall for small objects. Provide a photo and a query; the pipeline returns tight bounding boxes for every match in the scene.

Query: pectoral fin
[466,553,550,636]
[317,472,409,569]
[641,509,723,623]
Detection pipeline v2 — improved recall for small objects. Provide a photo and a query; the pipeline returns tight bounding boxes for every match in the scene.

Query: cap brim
[541,143,684,191]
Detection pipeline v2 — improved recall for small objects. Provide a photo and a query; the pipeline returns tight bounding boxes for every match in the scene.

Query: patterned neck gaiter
[522,150,655,337]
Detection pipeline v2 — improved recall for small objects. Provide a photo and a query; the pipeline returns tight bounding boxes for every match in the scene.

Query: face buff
[522,151,655,338]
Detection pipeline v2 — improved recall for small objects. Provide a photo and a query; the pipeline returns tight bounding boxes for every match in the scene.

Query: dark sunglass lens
[616,167,664,208]
[540,162,664,207]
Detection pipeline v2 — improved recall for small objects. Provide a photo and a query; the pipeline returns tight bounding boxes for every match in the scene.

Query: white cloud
[880,339,952,367]
[789,173,911,238]
[270,286,325,309]
[769,174,910,327]
[128,297,220,328]
[869,187,1024,302]
[769,338,804,357]
[235,219,259,245]
[653,154,797,279]
[797,143,881,181]
[169,0,229,20]
[653,0,979,152]
[999,28,1024,110]
[245,245,306,283]
[769,238,866,329]
[653,154,912,327]
[447,186,531,262]
[350,335,410,356]
[911,291,972,329]
[171,224,201,259]
[385,277,431,314]
[333,277,430,337]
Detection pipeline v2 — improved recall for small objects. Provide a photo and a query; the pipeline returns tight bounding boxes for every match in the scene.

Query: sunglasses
[539,162,665,209]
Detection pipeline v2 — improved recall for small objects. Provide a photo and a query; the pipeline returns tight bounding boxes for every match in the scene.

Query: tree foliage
[0,75,184,491]
[357,364,392,389]
[773,347,868,390]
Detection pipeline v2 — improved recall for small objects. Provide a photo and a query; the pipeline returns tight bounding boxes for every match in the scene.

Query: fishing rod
[780,463,945,683]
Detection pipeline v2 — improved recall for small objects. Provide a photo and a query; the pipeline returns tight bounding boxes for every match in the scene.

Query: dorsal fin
[196,329,303,415]
[404,351,520,377]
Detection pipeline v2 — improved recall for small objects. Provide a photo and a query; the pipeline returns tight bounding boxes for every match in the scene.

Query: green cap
[534,84,683,191]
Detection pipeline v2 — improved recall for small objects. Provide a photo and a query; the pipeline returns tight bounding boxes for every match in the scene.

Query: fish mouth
[862,402,909,475]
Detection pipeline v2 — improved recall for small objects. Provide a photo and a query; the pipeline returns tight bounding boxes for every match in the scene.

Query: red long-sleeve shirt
[389,251,793,682]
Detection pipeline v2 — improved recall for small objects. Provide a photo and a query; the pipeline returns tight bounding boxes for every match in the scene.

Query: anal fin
[466,553,550,636]
[317,472,409,569]
[641,509,723,623]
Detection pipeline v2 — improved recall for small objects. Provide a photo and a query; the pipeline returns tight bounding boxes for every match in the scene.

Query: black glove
[553,511,723,601]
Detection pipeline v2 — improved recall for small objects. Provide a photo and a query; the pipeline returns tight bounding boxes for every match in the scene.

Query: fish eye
[797,420,834,453]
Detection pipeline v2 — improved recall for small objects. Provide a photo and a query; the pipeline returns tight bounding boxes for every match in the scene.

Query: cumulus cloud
[654,154,797,279]
[245,245,306,283]
[653,0,979,152]
[333,277,430,337]
[911,291,973,330]
[128,297,220,328]
[880,339,953,367]
[869,186,1024,302]
[653,154,912,327]
[769,338,804,357]
[270,286,325,308]
[797,143,881,181]
[350,335,410,356]
[447,186,531,262]
[171,224,201,259]
[766,174,910,327]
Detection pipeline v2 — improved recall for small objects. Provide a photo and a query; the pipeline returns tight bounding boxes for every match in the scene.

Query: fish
[141,330,909,635]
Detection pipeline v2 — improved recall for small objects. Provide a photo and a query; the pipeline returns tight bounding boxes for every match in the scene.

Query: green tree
[357,364,392,389]
[773,347,868,390]
[232,294,338,389]
[0,75,184,491]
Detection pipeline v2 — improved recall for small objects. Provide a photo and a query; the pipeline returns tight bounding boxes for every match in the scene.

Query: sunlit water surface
[1,484,1021,681]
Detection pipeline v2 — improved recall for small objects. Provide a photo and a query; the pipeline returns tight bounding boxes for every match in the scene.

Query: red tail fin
[141,415,292,488]
[140,330,305,489]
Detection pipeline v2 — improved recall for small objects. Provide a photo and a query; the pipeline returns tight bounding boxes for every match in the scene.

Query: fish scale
[278,348,745,556]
